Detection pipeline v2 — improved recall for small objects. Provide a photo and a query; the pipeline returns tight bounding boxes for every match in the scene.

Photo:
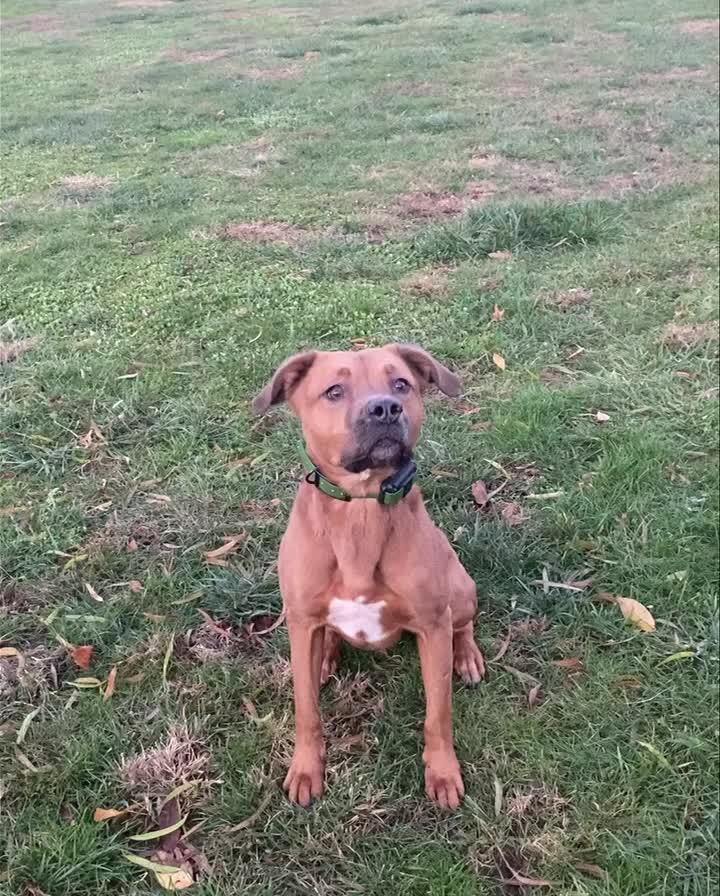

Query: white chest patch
[328,596,386,644]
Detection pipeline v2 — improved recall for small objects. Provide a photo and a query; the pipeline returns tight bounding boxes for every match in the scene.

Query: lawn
[1,0,718,893]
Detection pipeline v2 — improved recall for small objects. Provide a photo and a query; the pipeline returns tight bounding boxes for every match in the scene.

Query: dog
[253,343,485,809]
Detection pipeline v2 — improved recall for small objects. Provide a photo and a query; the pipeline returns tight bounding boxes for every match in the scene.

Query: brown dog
[254,344,485,809]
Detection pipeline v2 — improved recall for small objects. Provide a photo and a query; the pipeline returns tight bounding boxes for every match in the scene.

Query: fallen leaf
[637,740,671,769]
[103,666,118,702]
[78,423,105,449]
[160,781,199,809]
[551,658,584,670]
[527,684,541,710]
[143,613,167,623]
[574,862,608,880]
[242,696,258,719]
[203,536,244,562]
[126,671,146,685]
[155,867,193,891]
[502,665,540,687]
[492,352,506,371]
[67,677,103,689]
[488,250,513,260]
[490,632,511,663]
[63,553,88,570]
[94,807,128,822]
[0,646,25,673]
[123,853,184,873]
[492,304,505,321]
[71,645,94,669]
[16,706,41,745]
[128,580,143,593]
[472,479,490,508]
[498,500,526,526]
[493,777,503,817]
[127,538,138,553]
[162,634,175,684]
[613,675,643,689]
[84,583,104,603]
[226,789,274,832]
[171,590,203,606]
[658,650,696,666]
[500,871,556,887]
[595,411,610,423]
[130,813,188,842]
[597,592,656,632]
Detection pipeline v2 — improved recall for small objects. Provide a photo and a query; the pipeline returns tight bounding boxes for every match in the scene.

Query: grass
[0,0,718,893]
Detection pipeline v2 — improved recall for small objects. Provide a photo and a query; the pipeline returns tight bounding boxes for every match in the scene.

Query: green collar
[299,443,416,506]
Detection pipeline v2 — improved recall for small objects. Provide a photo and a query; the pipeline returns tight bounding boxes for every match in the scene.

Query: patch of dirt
[541,287,593,311]
[219,221,316,245]
[162,47,232,64]
[397,180,497,218]
[119,724,210,800]
[3,12,65,33]
[241,66,299,81]
[399,266,454,299]
[0,338,36,366]
[643,66,711,82]
[662,321,719,350]
[674,18,719,35]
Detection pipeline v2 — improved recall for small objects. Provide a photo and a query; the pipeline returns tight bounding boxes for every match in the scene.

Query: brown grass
[674,18,719,35]
[241,66,299,81]
[0,338,36,366]
[662,321,719,350]
[541,288,593,311]
[162,47,232,64]
[119,724,211,799]
[219,221,313,245]
[397,180,497,218]
[399,266,454,299]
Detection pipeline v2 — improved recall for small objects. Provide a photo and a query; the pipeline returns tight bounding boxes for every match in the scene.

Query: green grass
[1,0,718,893]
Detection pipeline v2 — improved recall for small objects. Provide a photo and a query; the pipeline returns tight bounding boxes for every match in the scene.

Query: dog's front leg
[284,616,326,807]
[417,606,464,809]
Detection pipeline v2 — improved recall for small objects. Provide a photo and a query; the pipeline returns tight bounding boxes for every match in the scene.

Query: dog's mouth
[341,431,411,474]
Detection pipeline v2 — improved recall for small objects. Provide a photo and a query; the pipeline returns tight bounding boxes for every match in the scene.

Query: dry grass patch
[0,338,36,366]
[541,287,593,311]
[399,266,454,299]
[56,174,115,203]
[219,221,315,245]
[241,65,299,81]
[662,321,719,350]
[397,180,497,218]
[0,645,67,701]
[116,0,176,7]
[162,47,232,64]
[119,723,211,800]
[674,18,719,35]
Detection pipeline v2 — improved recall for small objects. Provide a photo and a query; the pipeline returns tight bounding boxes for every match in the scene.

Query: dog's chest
[326,595,399,648]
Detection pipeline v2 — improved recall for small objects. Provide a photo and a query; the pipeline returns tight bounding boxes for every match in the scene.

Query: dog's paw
[283,749,325,807]
[424,751,465,810]
[453,637,486,685]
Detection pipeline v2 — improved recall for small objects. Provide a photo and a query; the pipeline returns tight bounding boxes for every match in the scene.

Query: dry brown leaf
[103,666,118,702]
[128,580,143,593]
[126,671,146,685]
[0,646,25,673]
[84,583,104,603]
[551,658,584,670]
[472,479,490,507]
[155,867,193,890]
[498,501,526,526]
[595,411,610,423]
[492,304,505,321]
[492,352,506,371]
[242,696,258,719]
[127,538,139,553]
[488,250,513,260]
[528,684,541,710]
[490,632,511,663]
[500,872,556,887]
[143,613,167,623]
[78,423,105,449]
[203,535,244,562]
[71,645,94,669]
[574,862,608,880]
[93,807,128,821]
[596,592,656,632]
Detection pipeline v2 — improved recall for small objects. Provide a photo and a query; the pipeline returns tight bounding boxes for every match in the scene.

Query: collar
[299,443,416,506]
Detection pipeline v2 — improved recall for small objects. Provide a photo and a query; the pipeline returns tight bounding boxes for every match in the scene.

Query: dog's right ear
[252,351,317,414]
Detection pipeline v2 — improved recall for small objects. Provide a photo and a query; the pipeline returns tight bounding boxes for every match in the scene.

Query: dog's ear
[253,351,317,414]
[391,344,461,397]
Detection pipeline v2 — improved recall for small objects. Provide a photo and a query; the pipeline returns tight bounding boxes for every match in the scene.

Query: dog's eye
[392,378,411,394]
[324,384,344,401]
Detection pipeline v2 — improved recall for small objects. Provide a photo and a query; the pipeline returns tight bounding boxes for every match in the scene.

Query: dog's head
[253,344,461,481]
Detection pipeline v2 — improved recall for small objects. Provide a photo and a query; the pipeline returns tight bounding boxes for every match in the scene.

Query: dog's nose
[366,396,402,424]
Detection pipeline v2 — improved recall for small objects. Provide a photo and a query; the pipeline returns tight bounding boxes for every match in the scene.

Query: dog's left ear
[253,351,317,414]
[390,344,461,397]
